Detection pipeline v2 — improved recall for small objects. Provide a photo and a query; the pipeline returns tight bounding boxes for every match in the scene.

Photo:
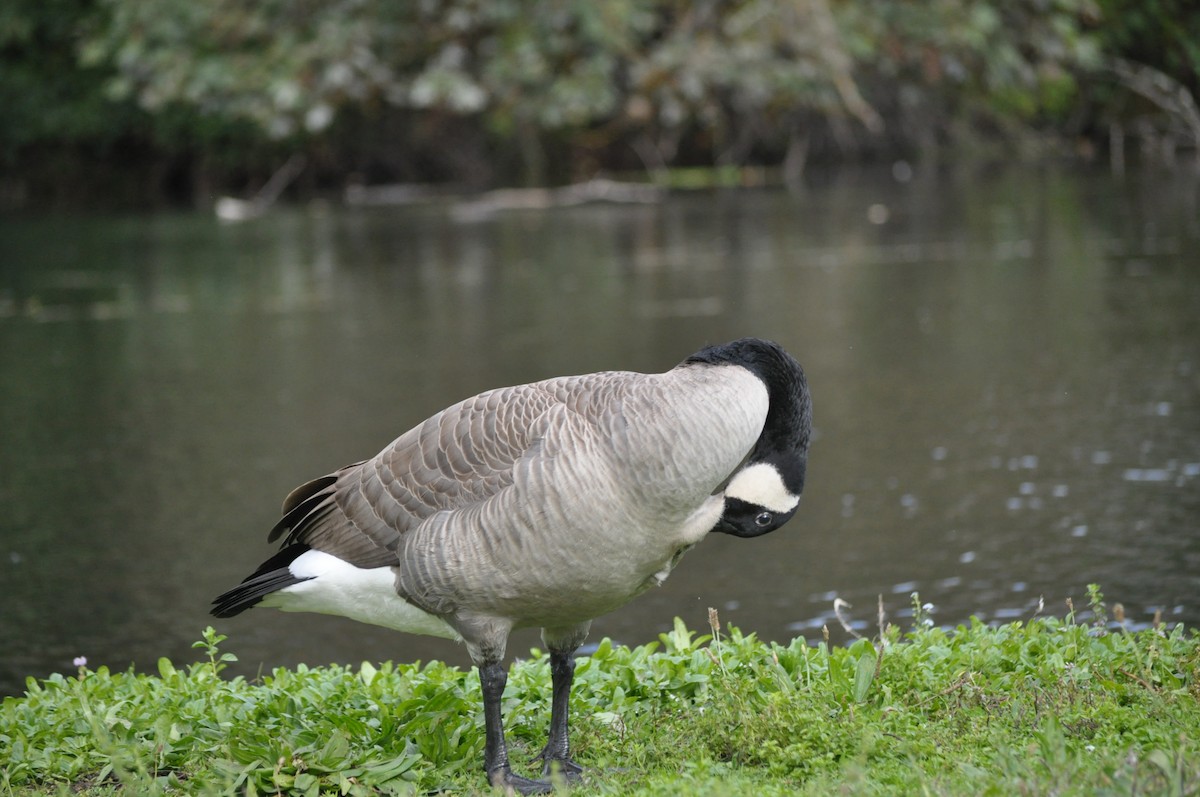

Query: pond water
[2,165,1198,696]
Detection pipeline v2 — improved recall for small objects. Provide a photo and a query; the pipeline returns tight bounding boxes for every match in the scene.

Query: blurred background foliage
[1,0,1197,208]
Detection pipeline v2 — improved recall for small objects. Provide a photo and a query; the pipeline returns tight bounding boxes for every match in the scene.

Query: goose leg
[534,648,584,782]
[480,661,550,795]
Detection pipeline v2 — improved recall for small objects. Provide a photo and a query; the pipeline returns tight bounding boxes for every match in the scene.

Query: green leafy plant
[2,593,1198,796]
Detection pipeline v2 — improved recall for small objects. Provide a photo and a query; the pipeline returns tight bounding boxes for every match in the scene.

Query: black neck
[686,337,812,491]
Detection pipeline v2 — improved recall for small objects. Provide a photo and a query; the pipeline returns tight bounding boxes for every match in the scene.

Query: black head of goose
[212,337,812,794]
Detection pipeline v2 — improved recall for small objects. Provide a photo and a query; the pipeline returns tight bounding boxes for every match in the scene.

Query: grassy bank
[3,590,1198,796]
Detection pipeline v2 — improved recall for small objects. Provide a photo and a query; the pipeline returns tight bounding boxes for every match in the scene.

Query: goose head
[691,337,811,539]
[714,457,804,538]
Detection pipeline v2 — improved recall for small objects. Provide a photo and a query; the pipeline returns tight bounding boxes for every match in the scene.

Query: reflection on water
[2,166,1198,695]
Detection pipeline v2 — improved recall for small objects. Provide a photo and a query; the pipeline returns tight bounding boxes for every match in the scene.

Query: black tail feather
[211,544,312,618]
[269,487,335,543]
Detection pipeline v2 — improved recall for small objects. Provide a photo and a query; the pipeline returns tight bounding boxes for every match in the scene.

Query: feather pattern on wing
[269,377,610,569]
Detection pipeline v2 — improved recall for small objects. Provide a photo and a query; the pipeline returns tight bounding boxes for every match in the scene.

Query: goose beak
[713,517,740,536]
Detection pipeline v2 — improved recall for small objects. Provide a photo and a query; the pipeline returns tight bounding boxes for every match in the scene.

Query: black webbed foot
[488,764,555,794]
[534,748,584,783]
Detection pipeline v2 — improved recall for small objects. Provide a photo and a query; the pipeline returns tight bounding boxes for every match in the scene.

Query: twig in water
[834,598,863,640]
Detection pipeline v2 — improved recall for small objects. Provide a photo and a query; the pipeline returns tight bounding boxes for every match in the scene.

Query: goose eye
[755,512,773,527]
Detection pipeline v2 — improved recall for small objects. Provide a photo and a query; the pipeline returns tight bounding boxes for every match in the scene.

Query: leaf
[592,711,622,727]
[853,651,877,703]
[1145,749,1174,775]
[318,730,351,767]
[664,617,694,652]
[822,644,849,694]
[363,753,420,784]
[294,772,319,797]
[359,661,378,685]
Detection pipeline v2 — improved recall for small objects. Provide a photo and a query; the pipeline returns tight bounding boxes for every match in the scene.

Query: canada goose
[212,337,812,794]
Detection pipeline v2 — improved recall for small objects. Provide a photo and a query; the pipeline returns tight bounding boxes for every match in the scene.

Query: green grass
[3,587,1199,795]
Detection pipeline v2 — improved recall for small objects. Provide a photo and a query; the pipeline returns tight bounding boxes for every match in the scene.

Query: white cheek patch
[725,462,800,513]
